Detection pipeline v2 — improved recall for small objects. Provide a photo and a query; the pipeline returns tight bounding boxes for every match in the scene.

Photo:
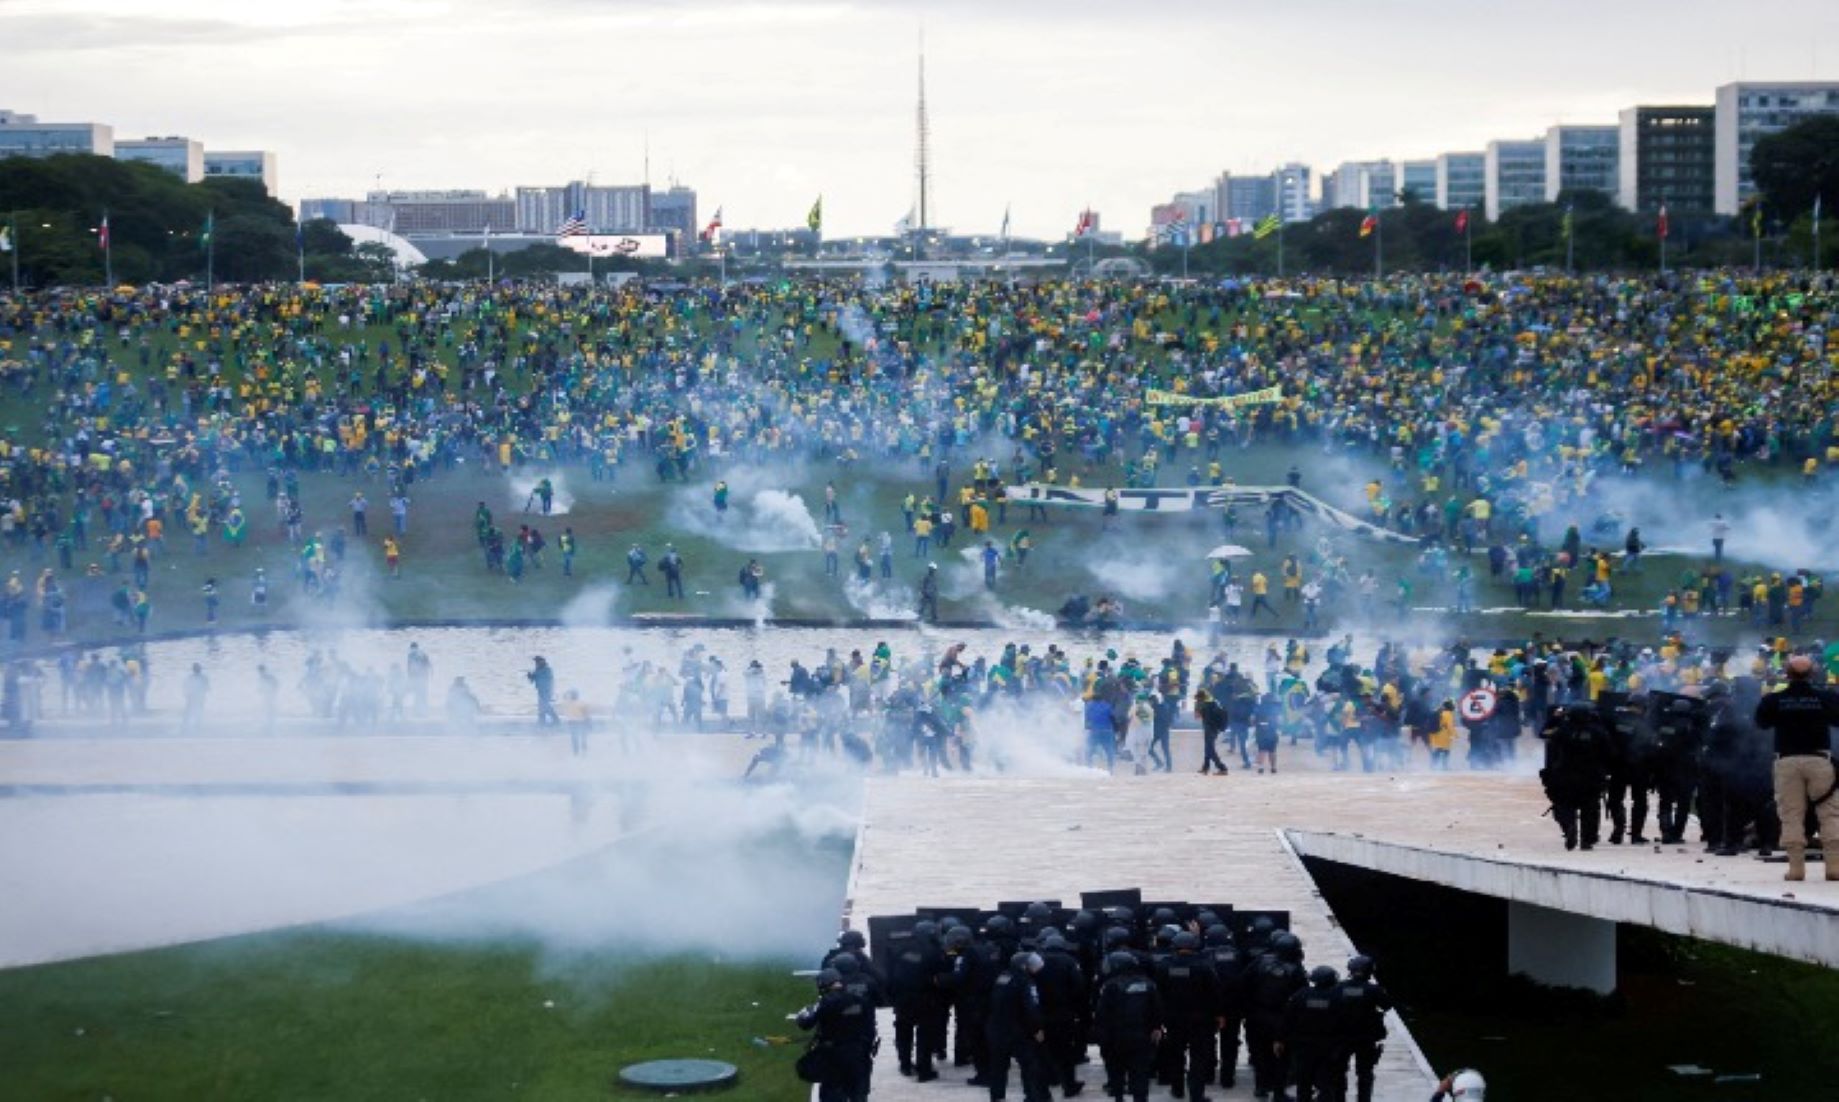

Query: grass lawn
[0,934,812,1102]
[17,438,1825,649]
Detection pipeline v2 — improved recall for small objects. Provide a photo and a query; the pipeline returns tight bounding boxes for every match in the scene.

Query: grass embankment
[0,934,812,1101]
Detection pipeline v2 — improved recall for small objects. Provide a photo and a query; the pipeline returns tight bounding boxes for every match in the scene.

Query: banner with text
[1144,385,1283,409]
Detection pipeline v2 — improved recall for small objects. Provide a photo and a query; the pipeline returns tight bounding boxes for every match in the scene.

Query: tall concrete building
[648,184,698,238]
[516,182,650,233]
[1399,159,1438,204]
[1617,105,1716,214]
[1274,163,1313,222]
[1326,161,1398,210]
[0,109,112,159]
[1221,173,1277,223]
[299,198,358,224]
[1435,151,1485,212]
[115,136,204,182]
[204,150,278,195]
[362,190,514,235]
[1484,139,1546,221]
[1543,125,1619,202]
[1715,81,1839,214]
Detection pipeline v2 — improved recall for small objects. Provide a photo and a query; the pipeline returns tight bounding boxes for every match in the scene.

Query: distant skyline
[4,0,1837,237]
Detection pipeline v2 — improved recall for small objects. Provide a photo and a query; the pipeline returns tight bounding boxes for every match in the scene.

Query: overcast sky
[4,0,1837,237]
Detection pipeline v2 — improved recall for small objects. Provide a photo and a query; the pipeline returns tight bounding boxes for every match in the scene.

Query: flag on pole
[700,207,723,243]
[296,222,306,250]
[1656,203,1669,241]
[200,211,214,250]
[1453,209,1469,235]
[1561,204,1574,240]
[1252,213,1281,240]
[1815,194,1823,234]
[482,223,492,246]
[555,210,588,238]
[1359,212,1378,238]
[98,213,110,251]
[806,196,823,233]
[1074,209,1095,238]
[1752,204,1763,239]
[1000,205,1011,240]
[0,225,10,253]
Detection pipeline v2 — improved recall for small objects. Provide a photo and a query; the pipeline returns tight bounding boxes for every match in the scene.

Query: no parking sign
[1459,687,1498,723]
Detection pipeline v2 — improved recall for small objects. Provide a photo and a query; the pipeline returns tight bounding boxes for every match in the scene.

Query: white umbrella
[1207,544,1254,560]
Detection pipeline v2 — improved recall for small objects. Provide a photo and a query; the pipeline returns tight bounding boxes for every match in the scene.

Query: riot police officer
[1246,931,1307,1101]
[830,952,886,1010]
[943,925,997,1085]
[987,951,1051,1102]
[1155,930,1221,1102]
[889,920,950,1080]
[1036,932,1088,1095]
[1331,955,1393,1102]
[1204,924,1252,1090]
[1538,704,1610,850]
[796,968,876,1102]
[1599,691,1655,844]
[1279,966,1341,1102]
[1649,692,1708,845]
[1095,951,1163,1102]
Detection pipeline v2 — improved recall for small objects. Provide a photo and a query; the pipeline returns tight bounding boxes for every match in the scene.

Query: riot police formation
[797,968,878,1102]
[816,909,1397,1102]
[1599,691,1655,845]
[1537,704,1610,850]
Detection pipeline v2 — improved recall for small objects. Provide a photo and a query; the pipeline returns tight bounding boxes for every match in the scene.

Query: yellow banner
[1145,385,1282,409]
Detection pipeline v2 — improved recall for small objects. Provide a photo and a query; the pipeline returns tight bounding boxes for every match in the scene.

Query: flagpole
[1754,210,1762,272]
[1816,197,1823,271]
[1658,194,1667,275]
[1374,210,1382,280]
[1565,205,1574,274]
[1464,210,1472,273]
[207,209,215,293]
[102,208,112,288]
[9,212,19,294]
[1277,217,1285,279]
[297,226,306,284]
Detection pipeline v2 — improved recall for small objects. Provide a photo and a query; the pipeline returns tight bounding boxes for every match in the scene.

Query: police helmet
[1309,965,1339,987]
[1195,909,1221,929]
[1448,1069,1487,1099]
[1108,906,1135,927]
[831,952,860,975]
[1071,910,1098,932]
[1203,924,1233,947]
[1012,950,1044,973]
[1272,932,1303,962]
[913,920,939,940]
[1024,901,1053,923]
[1157,923,1181,944]
[1346,954,1375,980]
[1172,930,1201,952]
[1102,927,1131,950]
[943,927,974,951]
[815,968,842,990]
[1040,932,1069,952]
[939,916,963,932]
[1250,915,1276,938]
[837,930,866,950]
[1036,926,1063,944]
[984,914,1015,937]
[1151,907,1178,927]
[1104,950,1139,976]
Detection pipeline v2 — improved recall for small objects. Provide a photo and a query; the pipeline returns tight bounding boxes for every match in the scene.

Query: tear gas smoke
[508,471,576,515]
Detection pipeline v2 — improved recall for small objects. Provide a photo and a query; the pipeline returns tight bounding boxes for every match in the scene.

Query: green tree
[1750,115,1839,220]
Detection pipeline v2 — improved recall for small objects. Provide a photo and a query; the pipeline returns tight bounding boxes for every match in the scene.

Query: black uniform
[1155,949,1221,1100]
[1036,943,1088,1092]
[1330,977,1393,1102]
[944,938,1000,1081]
[1648,692,1707,844]
[1096,964,1163,1102]
[797,987,877,1102]
[888,933,951,1079]
[987,962,1050,1102]
[1246,952,1307,1098]
[1207,937,1253,1089]
[1538,706,1610,850]
[1600,692,1655,844]
[1279,982,1341,1102]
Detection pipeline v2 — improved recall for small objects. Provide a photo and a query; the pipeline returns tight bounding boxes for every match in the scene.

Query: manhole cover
[617,1058,739,1093]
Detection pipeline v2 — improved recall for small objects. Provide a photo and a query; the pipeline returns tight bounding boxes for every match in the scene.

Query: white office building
[1484,139,1546,221]
[0,109,112,159]
[116,136,204,182]
[1326,161,1398,210]
[1274,163,1313,222]
[1714,81,1839,214]
[204,150,278,195]
[1543,125,1619,202]
[1435,151,1485,212]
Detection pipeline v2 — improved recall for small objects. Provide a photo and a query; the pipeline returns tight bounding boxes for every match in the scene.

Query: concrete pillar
[1506,900,1617,994]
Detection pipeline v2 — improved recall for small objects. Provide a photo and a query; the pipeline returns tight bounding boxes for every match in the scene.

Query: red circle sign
[1459,687,1498,723]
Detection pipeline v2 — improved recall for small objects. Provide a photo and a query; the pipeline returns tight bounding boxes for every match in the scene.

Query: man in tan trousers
[1754,655,1839,881]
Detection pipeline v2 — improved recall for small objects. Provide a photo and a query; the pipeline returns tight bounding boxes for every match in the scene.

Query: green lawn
[0,934,812,1102]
